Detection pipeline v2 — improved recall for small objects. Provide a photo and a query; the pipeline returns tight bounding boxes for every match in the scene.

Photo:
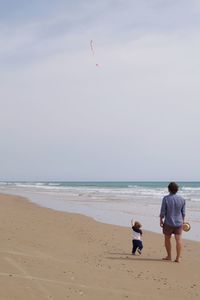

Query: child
[131,220,143,255]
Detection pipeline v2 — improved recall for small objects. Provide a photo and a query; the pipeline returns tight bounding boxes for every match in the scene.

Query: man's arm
[160,216,164,227]
[181,199,186,222]
[159,197,166,227]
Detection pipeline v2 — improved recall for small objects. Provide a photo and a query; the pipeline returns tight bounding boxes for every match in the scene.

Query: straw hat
[183,222,191,232]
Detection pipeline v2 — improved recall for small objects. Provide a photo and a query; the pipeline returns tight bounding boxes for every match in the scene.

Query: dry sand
[0,193,199,300]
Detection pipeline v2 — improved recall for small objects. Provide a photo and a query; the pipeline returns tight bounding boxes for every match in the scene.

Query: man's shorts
[163,223,182,236]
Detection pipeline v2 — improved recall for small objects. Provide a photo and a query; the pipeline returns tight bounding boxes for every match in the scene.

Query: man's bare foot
[174,258,180,263]
[162,256,172,261]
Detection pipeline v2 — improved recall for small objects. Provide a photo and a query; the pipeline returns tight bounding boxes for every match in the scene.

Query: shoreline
[0,189,197,242]
[0,193,200,299]
[1,191,197,242]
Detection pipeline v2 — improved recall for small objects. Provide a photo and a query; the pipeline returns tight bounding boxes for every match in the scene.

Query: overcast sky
[1,0,200,181]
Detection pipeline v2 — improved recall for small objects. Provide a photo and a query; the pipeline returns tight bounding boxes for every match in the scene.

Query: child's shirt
[132,226,142,240]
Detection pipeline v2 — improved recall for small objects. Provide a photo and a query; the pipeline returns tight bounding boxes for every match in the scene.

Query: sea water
[0,181,199,241]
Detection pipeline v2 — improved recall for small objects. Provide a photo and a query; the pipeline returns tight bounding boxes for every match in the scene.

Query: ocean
[0,181,199,241]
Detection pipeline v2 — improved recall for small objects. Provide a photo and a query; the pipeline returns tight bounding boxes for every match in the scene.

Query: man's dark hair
[168,182,179,194]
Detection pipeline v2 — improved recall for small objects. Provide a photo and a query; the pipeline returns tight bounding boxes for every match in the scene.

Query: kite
[90,40,99,67]
[90,40,95,56]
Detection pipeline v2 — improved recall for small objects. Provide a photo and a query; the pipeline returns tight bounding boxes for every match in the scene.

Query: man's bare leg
[174,234,182,262]
[163,234,172,260]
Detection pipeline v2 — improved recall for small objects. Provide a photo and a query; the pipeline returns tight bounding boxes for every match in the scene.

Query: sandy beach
[0,194,199,300]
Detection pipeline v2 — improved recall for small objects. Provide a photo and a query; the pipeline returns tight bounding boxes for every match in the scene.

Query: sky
[1,0,200,181]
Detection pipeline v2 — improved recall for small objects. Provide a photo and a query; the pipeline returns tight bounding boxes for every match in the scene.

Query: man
[160,182,185,262]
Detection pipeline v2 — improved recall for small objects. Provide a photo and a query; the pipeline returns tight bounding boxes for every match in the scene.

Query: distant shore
[0,193,200,299]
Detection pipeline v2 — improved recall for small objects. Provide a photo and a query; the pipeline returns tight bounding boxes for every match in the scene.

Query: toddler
[131,220,143,255]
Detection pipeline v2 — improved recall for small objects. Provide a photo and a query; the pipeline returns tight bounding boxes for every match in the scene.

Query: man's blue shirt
[160,193,185,227]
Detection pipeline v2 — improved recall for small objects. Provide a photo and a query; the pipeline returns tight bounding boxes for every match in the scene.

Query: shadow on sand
[107,252,163,262]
